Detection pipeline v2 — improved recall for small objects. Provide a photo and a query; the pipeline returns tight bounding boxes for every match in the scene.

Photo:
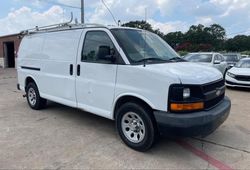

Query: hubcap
[28,88,36,106]
[121,112,145,143]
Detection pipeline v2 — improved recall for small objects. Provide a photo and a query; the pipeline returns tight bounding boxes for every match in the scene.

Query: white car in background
[241,54,249,59]
[184,52,228,76]
[223,53,241,68]
[226,58,250,88]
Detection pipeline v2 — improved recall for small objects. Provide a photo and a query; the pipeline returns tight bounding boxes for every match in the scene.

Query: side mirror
[214,60,221,64]
[227,64,234,69]
[97,46,116,63]
[110,48,115,56]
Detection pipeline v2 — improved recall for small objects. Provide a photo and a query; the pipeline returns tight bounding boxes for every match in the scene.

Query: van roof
[20,23,141,35]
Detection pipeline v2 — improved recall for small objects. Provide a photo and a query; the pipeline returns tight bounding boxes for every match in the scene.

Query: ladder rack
[20,13,106,35]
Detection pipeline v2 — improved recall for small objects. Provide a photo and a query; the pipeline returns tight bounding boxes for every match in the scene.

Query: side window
[214,55,221,62]
[82,31,115,64]
[220,55,225,61]
[214,55,219,61]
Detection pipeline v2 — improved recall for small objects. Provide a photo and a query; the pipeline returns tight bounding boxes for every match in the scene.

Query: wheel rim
[121,112,146,143]
[28,88,36,106]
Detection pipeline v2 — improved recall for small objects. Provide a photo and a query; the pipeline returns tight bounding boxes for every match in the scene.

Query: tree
[122,20,154,32]
[207,24,226,50]
[209,24,226,41]
[225,35,250,52]
[122,20,250,53]
[153,28,165,38]
[164,31,184,48]
[176,24,226,51]
[185,24,210,45]
[122,20,164,38]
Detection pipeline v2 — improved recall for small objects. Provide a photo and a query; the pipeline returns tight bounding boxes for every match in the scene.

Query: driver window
[82,31,114,64]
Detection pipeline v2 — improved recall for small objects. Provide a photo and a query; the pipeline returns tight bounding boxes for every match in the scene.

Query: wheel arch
[25,75,38,91]
[112,93,155,120]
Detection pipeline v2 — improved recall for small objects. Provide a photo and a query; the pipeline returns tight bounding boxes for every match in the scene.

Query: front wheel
[116,102,156,152]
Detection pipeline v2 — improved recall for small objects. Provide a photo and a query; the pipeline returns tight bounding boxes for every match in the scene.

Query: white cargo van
[17,23,231,151]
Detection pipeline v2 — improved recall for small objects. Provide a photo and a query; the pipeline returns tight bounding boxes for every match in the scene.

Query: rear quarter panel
[17,29,83,107]
[17,34,45,91]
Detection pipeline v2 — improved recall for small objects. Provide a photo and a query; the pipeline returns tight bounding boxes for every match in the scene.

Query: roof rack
[20,13,106,35]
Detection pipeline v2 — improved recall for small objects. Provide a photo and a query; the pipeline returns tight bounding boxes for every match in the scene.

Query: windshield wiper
[169,57,186,62]
[135,58,168,63]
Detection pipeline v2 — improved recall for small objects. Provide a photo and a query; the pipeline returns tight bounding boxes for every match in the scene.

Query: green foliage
[172,24,226,51]
[122,21,249,52]
[122,20,154,32]
[225,35,250,52]
[122,20,164,38]
[241,51,250,55]
[178,51,189,56]
[164,31,184,48]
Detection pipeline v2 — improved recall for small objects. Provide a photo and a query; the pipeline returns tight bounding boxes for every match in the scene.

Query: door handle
[69,64,73,75]
[77,64,80,76]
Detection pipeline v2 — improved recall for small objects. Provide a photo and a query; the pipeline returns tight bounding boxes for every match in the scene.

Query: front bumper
[226,80,250,88]
[153,96,231,137]
[225,75,250,88]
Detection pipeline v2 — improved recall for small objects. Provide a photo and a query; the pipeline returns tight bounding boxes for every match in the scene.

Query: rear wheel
[116,102,156,152]
[26,82,47,110]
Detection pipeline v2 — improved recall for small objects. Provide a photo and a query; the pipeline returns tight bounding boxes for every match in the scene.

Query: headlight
[183,88,190,99]
[169,85,203,112]
[227,72,235,78]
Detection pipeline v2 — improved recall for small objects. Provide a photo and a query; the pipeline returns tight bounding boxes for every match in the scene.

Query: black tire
[26,82,47,110]
[116,102,156,152]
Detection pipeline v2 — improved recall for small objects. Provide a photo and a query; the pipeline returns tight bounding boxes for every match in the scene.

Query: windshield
[184,54,212,63]
[223,55,239,62]
[235,60,250,68]
[111,29,180,64]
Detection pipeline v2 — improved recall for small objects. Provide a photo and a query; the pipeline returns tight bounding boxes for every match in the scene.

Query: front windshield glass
[184,54,212,63]
[235,60,250,68]
[111,29,180,64]
[223,55,239,62]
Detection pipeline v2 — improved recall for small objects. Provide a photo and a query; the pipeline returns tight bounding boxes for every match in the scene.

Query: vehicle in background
[223,53,241,68]
[226,58,250,88]
[184,52,228,76]
[241,54,249,59]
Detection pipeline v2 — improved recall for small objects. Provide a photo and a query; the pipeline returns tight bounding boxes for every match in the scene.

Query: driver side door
[75,29,119,119]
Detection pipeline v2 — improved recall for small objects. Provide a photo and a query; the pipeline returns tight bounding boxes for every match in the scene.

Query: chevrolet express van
[17,24,231,151]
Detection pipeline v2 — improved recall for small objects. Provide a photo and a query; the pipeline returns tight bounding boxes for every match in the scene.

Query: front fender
[112,93,156,120]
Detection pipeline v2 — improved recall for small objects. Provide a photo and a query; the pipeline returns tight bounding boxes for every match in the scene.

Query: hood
[144,62,222,84]
[195,62,212,67]
[226,62,237,65]
[229,67,250,76]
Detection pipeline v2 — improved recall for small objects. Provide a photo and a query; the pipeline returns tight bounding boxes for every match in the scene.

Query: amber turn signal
[170,102,204,111]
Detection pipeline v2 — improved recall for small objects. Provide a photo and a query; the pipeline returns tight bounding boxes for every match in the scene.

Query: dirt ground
[0,68,250,169]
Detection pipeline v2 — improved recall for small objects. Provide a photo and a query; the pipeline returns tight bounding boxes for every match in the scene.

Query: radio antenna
[101,0,118,26]
[143,8,147,67]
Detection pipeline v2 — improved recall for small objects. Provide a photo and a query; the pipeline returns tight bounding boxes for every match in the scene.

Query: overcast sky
[0,0,250,37]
